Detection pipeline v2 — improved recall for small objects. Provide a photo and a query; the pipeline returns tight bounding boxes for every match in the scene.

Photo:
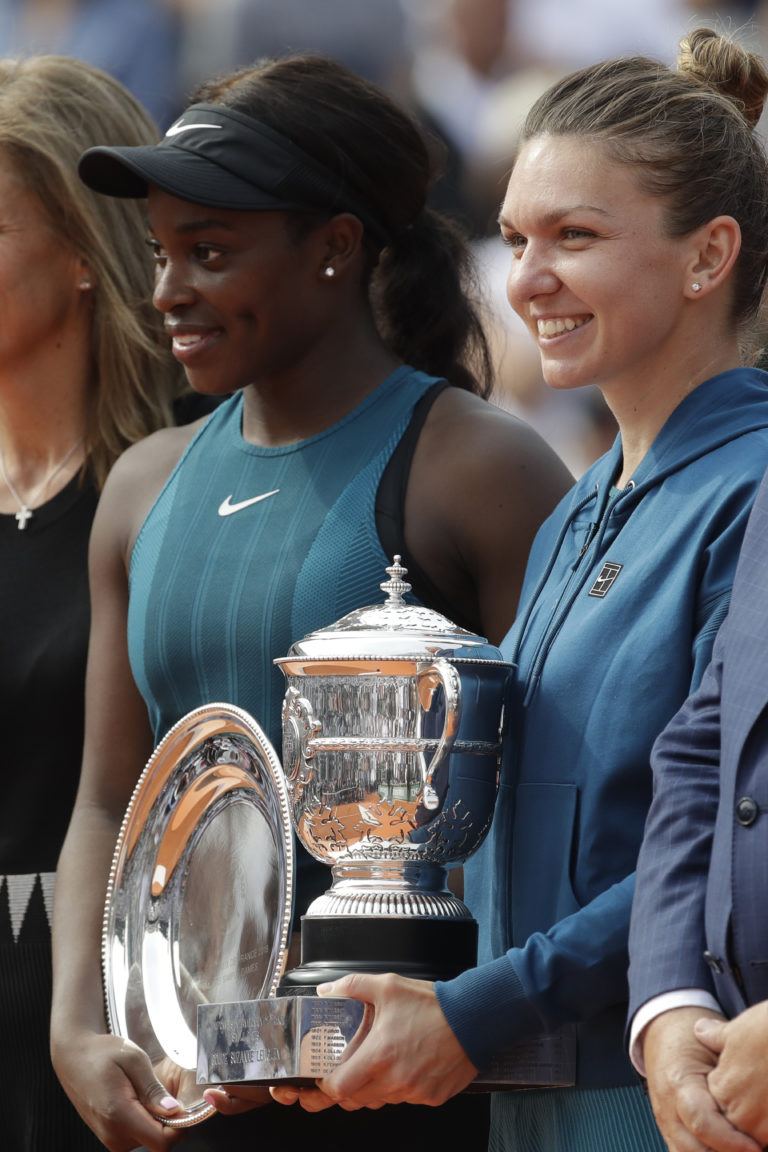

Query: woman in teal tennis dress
[49,54,571,1152]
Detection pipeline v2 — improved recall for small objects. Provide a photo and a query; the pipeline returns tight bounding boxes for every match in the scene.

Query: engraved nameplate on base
[198,1000,574,1091]
[197,997,368,1085]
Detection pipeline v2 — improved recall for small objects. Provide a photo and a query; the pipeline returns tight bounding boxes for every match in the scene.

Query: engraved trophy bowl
[274,556,511,988]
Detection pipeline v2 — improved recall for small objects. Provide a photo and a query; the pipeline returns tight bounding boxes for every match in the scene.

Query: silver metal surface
[275,558,511,920]
[102,703,293,1127]
[197,1001,575,1091]
[276,556,490,664]
[197,996,368,1084]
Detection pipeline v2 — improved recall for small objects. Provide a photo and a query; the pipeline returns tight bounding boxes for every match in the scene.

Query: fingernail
[316,981,335,995]
[160,1095,180,1111]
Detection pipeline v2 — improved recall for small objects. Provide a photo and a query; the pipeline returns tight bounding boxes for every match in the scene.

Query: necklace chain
[0,437,84,530]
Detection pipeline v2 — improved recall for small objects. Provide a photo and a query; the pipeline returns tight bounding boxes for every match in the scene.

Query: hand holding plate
[52,1030,185,1152]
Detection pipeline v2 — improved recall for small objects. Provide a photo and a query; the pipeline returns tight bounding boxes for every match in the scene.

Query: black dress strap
[375,380,477,632]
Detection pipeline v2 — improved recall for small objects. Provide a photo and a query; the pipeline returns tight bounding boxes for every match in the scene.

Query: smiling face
[500,135,697,400]
[147,186,331,396]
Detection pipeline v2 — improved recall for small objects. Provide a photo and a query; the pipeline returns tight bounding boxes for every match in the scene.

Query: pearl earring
[691,282,701,292]
[323,265,335,279]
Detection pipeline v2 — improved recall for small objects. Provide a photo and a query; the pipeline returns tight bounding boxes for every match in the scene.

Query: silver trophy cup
[274,556,510,988]
[196,560,575,1090]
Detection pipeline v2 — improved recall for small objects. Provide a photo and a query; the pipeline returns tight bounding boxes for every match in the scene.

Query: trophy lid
[279,556,494,662]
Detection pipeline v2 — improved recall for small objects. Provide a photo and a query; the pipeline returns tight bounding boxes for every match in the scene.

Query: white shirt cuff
[629,989,723,1075]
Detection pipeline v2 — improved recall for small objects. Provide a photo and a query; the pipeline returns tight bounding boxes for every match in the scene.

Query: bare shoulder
[405,388,573,643]
[412,387,572,526]
[95,417,204,569]
[108,417,201,489]
[423,387,571,486]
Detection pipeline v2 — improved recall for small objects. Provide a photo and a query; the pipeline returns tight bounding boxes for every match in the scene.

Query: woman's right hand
[52,1029,186,1152]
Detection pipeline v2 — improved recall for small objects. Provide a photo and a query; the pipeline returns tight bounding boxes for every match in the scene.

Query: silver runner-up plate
[102,703,294,1127]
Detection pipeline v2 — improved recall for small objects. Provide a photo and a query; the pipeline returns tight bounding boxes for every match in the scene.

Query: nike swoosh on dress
[217,490,280,517]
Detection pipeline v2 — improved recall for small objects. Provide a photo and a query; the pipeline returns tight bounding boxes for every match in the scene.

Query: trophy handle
[417,657,462,811]
[281,687,321,803]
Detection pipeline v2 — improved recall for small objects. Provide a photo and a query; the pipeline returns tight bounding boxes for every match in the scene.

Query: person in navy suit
[629,467,768,1152]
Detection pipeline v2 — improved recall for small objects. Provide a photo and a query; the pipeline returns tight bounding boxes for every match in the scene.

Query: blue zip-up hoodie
[436,367,768,1087]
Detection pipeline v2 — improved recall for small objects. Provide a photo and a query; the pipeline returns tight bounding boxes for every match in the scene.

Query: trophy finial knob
[381,555,412,605]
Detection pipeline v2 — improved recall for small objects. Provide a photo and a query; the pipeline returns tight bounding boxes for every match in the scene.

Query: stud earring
[691,282,702,292]
[323,265,335,279]
[79,278,92,290]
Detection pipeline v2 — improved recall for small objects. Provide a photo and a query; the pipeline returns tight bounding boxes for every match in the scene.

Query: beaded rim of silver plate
[102,702,293,1127]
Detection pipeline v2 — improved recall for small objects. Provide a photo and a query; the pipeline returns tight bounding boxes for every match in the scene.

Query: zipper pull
[574,522,598,567]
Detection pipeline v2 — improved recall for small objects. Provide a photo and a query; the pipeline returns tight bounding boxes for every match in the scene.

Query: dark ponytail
[192,55,493,396]
[372,209,492,395]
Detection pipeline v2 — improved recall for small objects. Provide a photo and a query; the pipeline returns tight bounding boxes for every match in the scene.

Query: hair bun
[678,26,768,129]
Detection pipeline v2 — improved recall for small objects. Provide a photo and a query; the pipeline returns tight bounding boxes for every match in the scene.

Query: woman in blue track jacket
[274,27,768,1152]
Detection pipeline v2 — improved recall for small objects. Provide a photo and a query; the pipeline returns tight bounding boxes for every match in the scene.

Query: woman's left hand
[270,973,477,1112]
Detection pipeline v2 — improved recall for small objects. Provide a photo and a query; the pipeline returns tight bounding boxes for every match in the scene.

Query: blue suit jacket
[629,467,768,1021]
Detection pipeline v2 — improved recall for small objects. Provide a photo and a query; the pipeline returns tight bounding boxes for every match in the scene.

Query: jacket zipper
[519,482,632,707]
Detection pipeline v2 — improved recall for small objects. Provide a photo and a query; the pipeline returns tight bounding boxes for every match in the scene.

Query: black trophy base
[278,914,478,993]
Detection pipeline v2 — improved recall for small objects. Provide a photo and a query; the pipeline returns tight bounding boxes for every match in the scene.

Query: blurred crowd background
[8,0,767,475]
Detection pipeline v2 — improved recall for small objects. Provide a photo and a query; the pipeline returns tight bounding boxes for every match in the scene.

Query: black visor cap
[78,103,390,240]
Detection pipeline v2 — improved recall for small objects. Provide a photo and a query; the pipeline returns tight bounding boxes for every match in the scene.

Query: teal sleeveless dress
[126,365,491,1150]
[128,364,440,915]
